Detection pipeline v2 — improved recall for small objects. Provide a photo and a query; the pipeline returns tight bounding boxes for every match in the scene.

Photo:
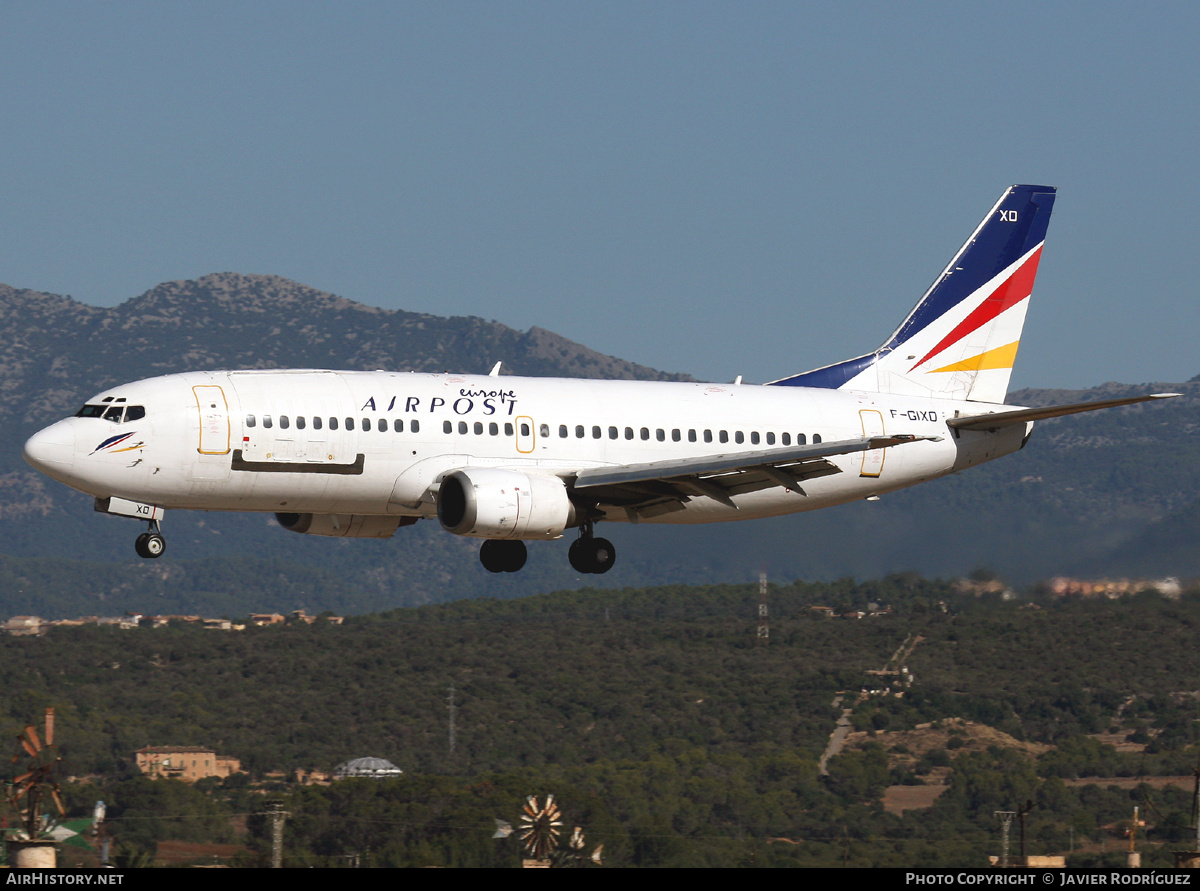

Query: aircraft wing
[570,434,939,513]
[946,393,1181,431]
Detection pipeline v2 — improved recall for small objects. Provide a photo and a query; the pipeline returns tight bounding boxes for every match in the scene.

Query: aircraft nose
[23,422,76,473]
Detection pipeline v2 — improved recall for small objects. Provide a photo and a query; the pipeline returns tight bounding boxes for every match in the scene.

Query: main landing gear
[479,539,527,573]
[477,524,617,575]
[568,524,615,575]
[134,519,166,559]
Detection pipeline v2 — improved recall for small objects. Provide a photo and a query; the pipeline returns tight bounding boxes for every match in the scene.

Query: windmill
[518,794,563,862]
[557,825,603,869]
[494,794,602,867]
[8,708,65,840]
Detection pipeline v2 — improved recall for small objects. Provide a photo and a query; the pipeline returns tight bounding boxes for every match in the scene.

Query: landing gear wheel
[504,541,527,573]
[569,535,616,574]
[480,539,527,573]
[568,538,590,573]
[588,537,615,574]
[135,532,166,559]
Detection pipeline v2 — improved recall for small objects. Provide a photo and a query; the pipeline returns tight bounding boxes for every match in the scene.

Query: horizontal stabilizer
[946,393,1181,431]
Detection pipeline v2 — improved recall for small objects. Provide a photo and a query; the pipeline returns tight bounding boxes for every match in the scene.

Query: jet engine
[436,468,575,539]
[274,513,416,539]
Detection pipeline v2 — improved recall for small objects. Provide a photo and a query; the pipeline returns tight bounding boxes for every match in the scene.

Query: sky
[2,2,1198,389]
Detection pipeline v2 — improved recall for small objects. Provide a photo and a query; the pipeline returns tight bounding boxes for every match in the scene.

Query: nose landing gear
[568,523,615,574]
[134,520,166,559]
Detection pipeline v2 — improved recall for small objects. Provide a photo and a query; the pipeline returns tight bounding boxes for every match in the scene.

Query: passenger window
[378,419,387,433]
[719,430,728,444]
[489,422,498,435]
[126,406,145,422]
[520,423,530,436]
[672,429,681,442]
[279,416,290,430]
[576,425,585,438]
[443,421,452,434]
[245,414,256,428]
[558,425,568,438]
[750,432,759,445]
[782,432,791,445]
[474,422,483,435]
[263,415,273,429]
[704,430,713,443]
[766,432,775,445]
[103,407,123,423]
[362,417,370,431]
[505,423,514,436]
[796,433,806,445]
[595,426,604,439]
[297,416,306,430]
[329,417,338,431]
[410,420,419,433]
[813,434,822,444]
[735,431,744,444]
[688,429,696,443]
[393,419,403,433]
[656,429,665,442]
[459,421,468,435]
[313,416,323,430]
[640,427,649,441]
[345,418,355,431]
[539,423,549,438]
[624,427,633,440]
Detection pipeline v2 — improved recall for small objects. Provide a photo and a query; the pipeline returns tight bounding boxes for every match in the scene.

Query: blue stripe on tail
[769,185,1056,390]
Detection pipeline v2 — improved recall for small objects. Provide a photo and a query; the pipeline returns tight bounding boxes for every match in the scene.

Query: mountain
[0,274,1195,618]
[0,273,689,428]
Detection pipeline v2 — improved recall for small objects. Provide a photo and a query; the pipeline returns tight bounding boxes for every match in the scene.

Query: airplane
[22,184,1179,575]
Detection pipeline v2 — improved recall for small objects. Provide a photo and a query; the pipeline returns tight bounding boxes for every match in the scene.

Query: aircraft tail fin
[769,184,1057,403]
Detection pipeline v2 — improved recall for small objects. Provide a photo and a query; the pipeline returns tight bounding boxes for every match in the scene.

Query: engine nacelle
[436,469,575,540]
[274,513,416,539]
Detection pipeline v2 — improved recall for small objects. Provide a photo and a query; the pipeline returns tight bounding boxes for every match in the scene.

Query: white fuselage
[25,369,1029,527]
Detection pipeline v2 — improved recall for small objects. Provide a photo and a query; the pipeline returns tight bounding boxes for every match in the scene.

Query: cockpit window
[75,403,146,423]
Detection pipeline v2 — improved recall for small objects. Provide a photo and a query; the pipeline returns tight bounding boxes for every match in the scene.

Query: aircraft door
[272,414,294,462]
[188,384,232,483]
[305,421,326,462]
[515,416,535,454]
[859,409,885,478]
[193,386,230,455]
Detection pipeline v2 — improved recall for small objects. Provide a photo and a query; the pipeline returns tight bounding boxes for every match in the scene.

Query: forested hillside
[8,579,1199,867]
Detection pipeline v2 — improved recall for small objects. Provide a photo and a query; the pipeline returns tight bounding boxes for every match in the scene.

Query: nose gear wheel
[134,519,166,559]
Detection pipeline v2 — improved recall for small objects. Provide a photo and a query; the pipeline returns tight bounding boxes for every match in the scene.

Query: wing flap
[571,434,938,510]
[573,434,937,490]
